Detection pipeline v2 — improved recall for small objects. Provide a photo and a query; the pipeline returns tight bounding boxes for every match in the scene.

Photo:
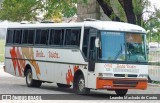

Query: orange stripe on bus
[96,77,147,90]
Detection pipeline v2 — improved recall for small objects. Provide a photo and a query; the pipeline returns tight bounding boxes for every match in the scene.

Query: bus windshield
[100,31,147,62]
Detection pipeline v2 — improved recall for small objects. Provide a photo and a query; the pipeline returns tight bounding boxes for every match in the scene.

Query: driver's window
[89,37,96,60]
[82,29,89,59]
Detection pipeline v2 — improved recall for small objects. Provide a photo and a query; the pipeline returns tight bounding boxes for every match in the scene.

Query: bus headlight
[139,74,148,78]
[99,73,113,77]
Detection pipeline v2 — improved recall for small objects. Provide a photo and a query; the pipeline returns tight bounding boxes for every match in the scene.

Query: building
[77,0,120,22]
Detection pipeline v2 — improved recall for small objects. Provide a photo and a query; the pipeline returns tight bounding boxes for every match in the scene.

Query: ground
[0,65,160,102]
[0,66,160,95]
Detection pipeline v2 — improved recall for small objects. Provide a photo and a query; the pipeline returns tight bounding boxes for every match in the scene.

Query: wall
[77,0,119,22]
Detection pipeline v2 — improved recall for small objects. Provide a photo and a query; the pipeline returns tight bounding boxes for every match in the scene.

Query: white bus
[4,21,148,95]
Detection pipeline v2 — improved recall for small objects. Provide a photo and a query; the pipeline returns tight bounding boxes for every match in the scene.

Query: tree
[144,9,160,42]
[43,0,77,21]
[0,0,156,28]
[0,0,78,22]
[0,0,43,21]
[96,0,121,21]
[97,0,151,26]
[118,0,136,24]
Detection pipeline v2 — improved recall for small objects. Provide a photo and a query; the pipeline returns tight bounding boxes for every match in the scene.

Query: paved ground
[0,64,160,102]
[0,65,160,95]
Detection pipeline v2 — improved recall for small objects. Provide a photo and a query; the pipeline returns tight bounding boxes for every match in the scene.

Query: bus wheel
[33,80,42,88]
[74,75,90,94]
[26,69,42,88]
[115,89,128,96]
[57,83,71,88]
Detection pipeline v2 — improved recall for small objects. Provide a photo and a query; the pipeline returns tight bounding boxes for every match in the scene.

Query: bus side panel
[5,58,17,76]
[5,46,88,85]
[46,48,88,84]
[46,63,88,85]
[5,46,47,80]
[5,46,26,77]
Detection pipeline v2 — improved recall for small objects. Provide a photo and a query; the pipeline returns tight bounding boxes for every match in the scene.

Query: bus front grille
[113,81,138,87]
[114,74,137,77]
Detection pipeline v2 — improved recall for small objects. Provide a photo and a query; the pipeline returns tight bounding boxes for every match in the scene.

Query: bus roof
[6,21,146,33]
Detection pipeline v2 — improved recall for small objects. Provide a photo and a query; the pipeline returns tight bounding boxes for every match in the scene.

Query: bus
[4,21,148,95]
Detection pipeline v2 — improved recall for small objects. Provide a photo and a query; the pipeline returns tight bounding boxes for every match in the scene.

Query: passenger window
[14,30,22,44]
[50,30,55,45]
[35,29,49,45]
[65,29,81,46]
[22,30,35,44]
[71,29,81,46]
[50,29,64,45]
[22,30,28,44]
[28,30,35,44]
[65,29,72,45]
[7,30,14,44]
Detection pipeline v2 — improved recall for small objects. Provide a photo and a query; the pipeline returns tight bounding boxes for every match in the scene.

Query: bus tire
[26,69,42,88]
[74,75,90,94]
[33,80,42,88]
[115,89,128,96]
[57,83,71,88]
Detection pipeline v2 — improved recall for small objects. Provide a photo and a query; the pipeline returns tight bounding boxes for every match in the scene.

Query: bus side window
[82,29,89,58]
[65,29,72,45]
[71,29,81,46]
[35,29,49,45]
[13,30,22,44]
[7,30,14,44]
[65,29,81,46]
[22,30,28,44]
[50,29,54,45]
[53,29,64,45]
[22,30,35,44]
[28,30,35,44]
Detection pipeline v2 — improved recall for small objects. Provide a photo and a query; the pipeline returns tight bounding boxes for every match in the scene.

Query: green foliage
[0,0,43,21]
[152,81,160,84]
[0,0,85,21]
[144,8,160,42]
[133,0,144,15]
[104,0,159,42]
[110,0,126,22]
[147,19,160,42]
[44,0,77,19]
[133,0,151,26]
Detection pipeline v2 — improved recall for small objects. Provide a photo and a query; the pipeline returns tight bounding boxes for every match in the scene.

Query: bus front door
[87,36,97,88]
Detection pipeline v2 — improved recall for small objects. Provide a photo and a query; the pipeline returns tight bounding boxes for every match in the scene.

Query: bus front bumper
[96,77,147,90]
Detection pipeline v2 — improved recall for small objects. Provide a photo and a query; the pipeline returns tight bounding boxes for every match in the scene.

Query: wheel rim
[27,72,32,84]
[78,78,85,92]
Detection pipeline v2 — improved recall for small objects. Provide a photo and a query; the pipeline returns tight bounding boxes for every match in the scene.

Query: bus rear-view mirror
[95,37,100,48]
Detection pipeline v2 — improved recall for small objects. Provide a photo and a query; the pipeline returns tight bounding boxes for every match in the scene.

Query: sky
[143,0,160,20]
[149,0,160,9]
